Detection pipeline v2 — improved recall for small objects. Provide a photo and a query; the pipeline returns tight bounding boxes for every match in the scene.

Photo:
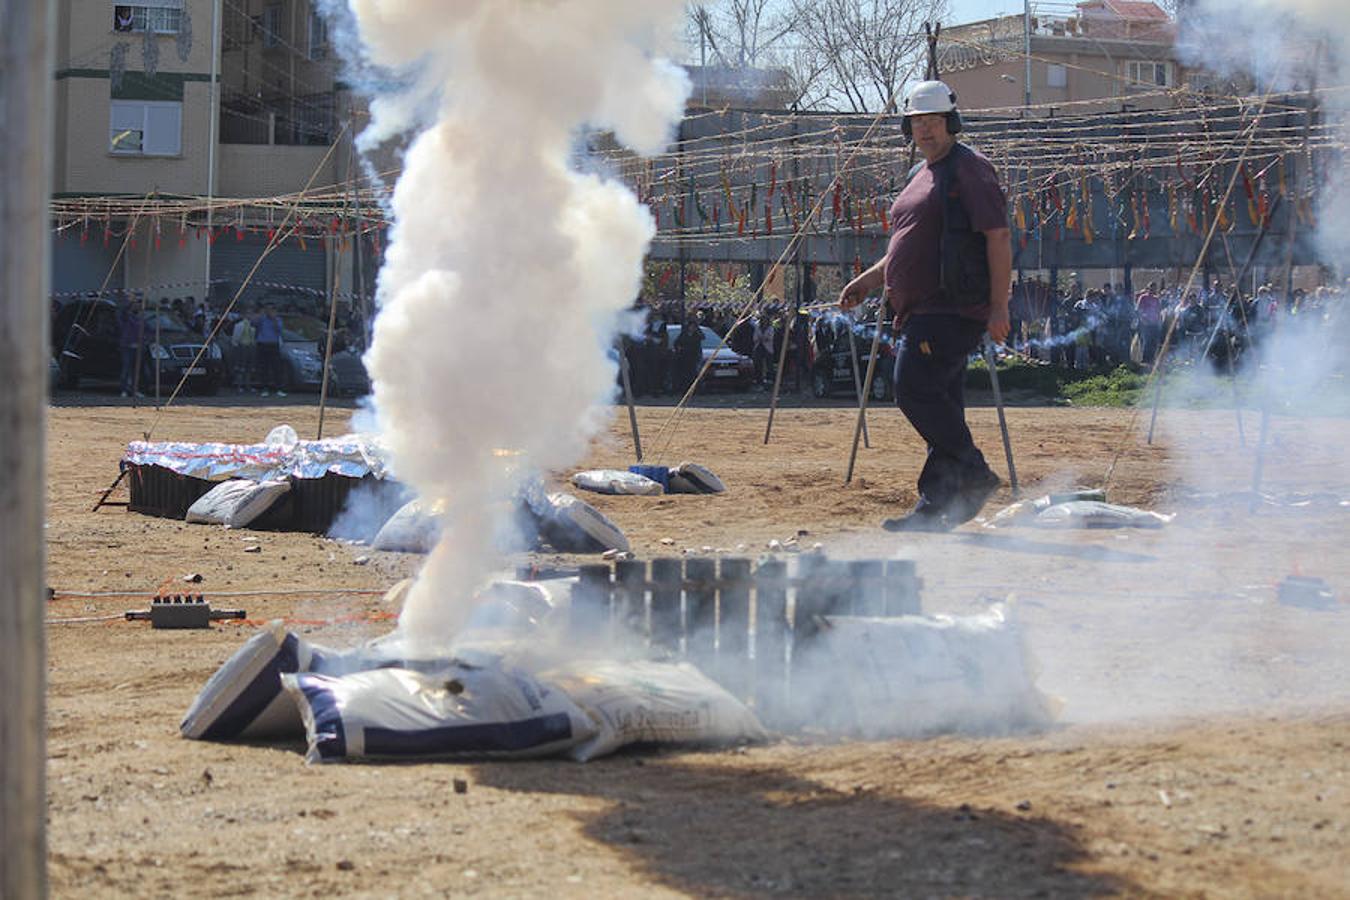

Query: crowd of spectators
[93,291,368,397]
[1010,277,1347,370]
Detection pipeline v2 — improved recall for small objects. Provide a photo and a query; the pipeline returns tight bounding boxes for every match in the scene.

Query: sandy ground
[43,386,1350,897]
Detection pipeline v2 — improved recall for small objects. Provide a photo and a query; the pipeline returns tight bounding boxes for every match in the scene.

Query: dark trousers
[119,345,138,394]
[256,342,283,390]
[892,313,992,511]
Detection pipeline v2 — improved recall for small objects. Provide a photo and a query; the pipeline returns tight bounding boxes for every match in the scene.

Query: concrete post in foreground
[0,0,55,896]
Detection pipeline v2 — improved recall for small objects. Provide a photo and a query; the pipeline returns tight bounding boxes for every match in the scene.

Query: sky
[948,0,1031,25]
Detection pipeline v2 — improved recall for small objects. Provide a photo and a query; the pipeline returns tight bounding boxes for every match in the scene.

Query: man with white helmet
[839,80,1012,532]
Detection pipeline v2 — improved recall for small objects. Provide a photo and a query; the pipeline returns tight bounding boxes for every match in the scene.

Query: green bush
[1061,366,1147,407]
[964,358,1145,406]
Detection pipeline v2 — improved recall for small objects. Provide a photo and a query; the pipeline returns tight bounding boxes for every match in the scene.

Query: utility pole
[204,0,223,303]
[1,0,53,896]
[1024,0,1033,110]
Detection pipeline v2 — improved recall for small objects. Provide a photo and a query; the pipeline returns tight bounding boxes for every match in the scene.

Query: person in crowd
[752,313,775,386]
[117,294,144,398]
[673,314,703,394]
[188,297,208,335]
[838,80,1010,532]
[1136,281,1163,364]
[1178,290,1208,359]
[230,307,256,393]
[253,303,286,398]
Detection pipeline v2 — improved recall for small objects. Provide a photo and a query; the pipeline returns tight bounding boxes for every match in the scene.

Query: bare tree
[789,0,948,113]
[689,0,797,69]
[686,0,948,112]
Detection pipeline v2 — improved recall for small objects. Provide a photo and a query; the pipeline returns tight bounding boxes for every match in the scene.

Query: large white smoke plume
[1177,0,1347,265]
[345,1,690,651]
[1164,0,1349,437]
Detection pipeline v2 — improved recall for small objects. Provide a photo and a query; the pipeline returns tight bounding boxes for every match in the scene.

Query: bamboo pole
[1,0,52,895]
[316,144,354,440]
[845,320,871,448]
[762,300,798,444]
[619,346,643,463]
[1253,52,1320,510]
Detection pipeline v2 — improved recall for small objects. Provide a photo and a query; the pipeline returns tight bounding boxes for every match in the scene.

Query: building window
[1126,60,1172,88]
[261,5,282,48]
[113,1,184,35]
[307,9,329,60]
[110,99,182,156]
[1046,63,1067,88]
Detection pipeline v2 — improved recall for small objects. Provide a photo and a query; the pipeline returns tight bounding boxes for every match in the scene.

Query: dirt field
[44,388,1350,897]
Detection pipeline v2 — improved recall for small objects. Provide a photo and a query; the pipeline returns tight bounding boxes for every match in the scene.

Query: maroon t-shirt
[884,143,1007,323]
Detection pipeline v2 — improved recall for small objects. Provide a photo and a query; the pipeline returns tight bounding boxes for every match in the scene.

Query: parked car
[665,324,754,390]
[271,313,369,395]
[811,323,895,401]
[52,298,225,394]
[326,348,371,396]
[278,326,327,391]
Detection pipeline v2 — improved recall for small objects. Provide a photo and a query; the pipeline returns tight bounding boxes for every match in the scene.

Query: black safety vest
[909,143,991,309]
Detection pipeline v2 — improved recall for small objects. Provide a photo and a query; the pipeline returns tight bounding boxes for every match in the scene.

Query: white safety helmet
[901,80,962,136]
[902,80,958,116]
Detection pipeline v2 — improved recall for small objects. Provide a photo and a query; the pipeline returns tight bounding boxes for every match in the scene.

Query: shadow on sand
[957,531,1158,564]
[471,749,1129,896]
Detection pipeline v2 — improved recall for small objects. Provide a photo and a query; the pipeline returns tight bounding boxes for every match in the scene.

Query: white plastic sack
[671,461,725,494]
[537,492,629,553]
[983,489,1106,528]
[372,498,443,553]
[181,620,326,740]
[265,424,299,447]
[282,664,596,763]
[1034,500,1173,529]
[571,469,664,496]
[541,659,768,762]
[798,605,1058,739]
[185,479,290,528]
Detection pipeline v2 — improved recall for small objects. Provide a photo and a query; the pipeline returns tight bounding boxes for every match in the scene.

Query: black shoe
[947,469,1002,526]
[881,507,952,533]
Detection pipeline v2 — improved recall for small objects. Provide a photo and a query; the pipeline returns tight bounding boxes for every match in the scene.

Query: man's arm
[838,255,887,311]
[984,227,1012,343]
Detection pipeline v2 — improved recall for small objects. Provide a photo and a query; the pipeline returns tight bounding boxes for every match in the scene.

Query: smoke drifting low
[345,1,690,651]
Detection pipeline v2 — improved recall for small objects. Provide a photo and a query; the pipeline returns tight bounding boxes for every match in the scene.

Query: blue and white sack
[282,663,596,763]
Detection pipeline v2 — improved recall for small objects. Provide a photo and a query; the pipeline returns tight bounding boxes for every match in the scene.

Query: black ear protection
[900,90,963,138]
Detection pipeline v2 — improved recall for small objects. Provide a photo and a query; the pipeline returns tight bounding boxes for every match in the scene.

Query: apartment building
[51,0,359,307]
[939,0,1186,114]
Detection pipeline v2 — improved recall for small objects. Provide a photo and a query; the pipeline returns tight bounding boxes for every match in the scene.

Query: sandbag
[185,479,291,528]
[571,469,664,496]
[282,664,596,764]
[372,498,443,553]
[1034,500,1173,529]
[671,461,725,494]
[541,659,768,762]
[797,605,1058,739]
[181,621,329,741]
[536,492,629,553]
